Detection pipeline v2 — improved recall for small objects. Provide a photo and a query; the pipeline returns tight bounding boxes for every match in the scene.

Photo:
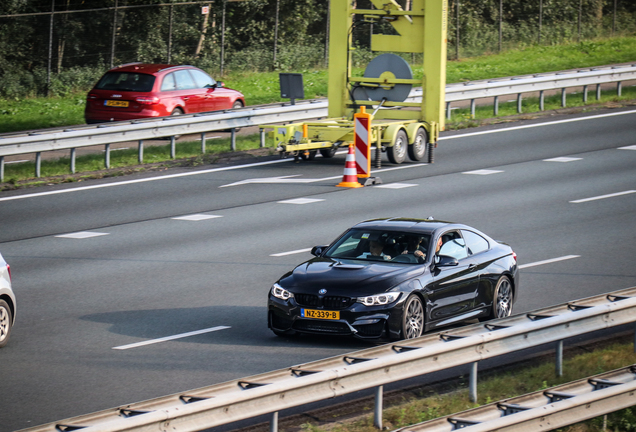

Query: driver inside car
[358,240,392,261]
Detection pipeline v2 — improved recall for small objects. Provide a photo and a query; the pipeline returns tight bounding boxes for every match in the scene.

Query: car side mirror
[436,255,459,267]
[311,245,328,257]
[215,81,225,88]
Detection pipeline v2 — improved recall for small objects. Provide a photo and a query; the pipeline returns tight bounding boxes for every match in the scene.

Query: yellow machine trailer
[264,0,447,166]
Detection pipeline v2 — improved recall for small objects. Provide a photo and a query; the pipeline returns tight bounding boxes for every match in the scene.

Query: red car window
[174,70,197,90]
[96,72,155,92]
[160,73,177,91]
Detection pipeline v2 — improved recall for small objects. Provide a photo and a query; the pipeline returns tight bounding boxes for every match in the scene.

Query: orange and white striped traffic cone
[336,144,363,188]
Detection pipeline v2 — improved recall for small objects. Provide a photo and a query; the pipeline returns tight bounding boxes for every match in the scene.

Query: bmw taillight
[136,96,160,105]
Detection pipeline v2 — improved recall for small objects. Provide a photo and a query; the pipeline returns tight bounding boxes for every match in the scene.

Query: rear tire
[387,129,407,164]
[401,295,424,339]
[319,147,338,158]
[481,276,513,321]
[408,128,427,161]
[232,100,244,109]
[0,299,13,348]
[170,108,184,116]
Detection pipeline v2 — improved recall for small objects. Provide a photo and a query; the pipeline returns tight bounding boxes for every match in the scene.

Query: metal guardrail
[20,286,636,432]
[396,365,636,432]
[1,63,635,181]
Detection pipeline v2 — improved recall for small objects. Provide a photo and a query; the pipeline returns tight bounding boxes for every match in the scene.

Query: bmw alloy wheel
[402,295,424,339]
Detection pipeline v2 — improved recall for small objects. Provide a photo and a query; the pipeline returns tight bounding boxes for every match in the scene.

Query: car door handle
[182,97,190,101]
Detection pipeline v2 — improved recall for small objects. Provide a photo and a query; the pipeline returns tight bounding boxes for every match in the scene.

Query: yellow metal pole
[423,0,448,138]
[327,0,352,118]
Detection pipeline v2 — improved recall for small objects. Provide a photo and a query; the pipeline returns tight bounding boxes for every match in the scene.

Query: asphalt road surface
[0,107,635,431]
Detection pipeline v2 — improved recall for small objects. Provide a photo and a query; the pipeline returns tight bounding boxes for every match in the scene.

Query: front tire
[0,299,13,348]
[387,129,407,164]
[170,108,184,116]
[401,295,424,339]
[232,100,244,109]
[408,128,427,161]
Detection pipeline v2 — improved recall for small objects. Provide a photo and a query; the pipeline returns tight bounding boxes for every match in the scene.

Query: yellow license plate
[105,100,129,107]
[301,309,340,320]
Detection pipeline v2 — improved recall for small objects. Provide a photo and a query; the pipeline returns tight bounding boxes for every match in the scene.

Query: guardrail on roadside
[20,286,636,432]
[1,62,635,181]
[395,365,636,432]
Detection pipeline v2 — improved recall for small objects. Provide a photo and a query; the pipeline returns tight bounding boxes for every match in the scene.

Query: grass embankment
[1,36,635,187]
[297,341,636,432]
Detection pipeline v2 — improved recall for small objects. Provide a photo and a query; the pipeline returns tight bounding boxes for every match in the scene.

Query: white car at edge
[0,252,16,348]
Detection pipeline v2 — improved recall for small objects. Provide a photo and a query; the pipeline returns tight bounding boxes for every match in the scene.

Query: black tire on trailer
[320,146,338,158]
[387,129,407,164]
[408,127,428,161]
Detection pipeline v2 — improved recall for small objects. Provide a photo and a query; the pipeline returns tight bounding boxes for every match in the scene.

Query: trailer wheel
[300,150,317,160]
[408,128,428,161]
[319,147,338,158]
[387,129,407,164]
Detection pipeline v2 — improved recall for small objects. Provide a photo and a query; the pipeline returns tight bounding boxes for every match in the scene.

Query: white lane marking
[375,183,418,189]
[570,190,636,203]
[544,157,582,162]
[619,145,636,150]
[519,255,580,269]
[3,109,634,202]
[219,164,428,187]
[172,214,223,221]
[463,169,503,175]
[0,158,293,202]
[278,198,325,205]
[55,231,110,239]
[439,109,636,141]
[113,326,231,350]
[271,248,313,257]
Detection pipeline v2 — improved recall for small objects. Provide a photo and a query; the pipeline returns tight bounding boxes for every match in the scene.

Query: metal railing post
[260,128,266,148]
[36,152,42,177]
[0,156,4,182]
[617,81,622,97]
[596,83,602,100]
[231,128,236,151]
[105,144,110,169]
[517,94,523,113]
[583,85,588,103]
[374,385,383,429]
[561,88,567,107]
[201,132,206,154]
[446,101,451,120]
[170,136,176,159]
[540,90,545,111]
[469,362,478,403]
[270,412,278,432]
[138,140,144,163]
[556,340,564,377]
[470,99,475,118]
[493,96,499,116]
[70,148,76,174]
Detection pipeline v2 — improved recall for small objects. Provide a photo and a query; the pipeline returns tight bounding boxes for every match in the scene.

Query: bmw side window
[175,70,197,90]
[462,230,489,255]
[438,233,468,260]
[190,69,216,88]
[161,73,177,91]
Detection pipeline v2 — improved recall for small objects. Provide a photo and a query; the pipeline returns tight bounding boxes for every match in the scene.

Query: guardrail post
[516,94,522,113]
[138,140,144,163]
[36,152,42,177]
[469,362,478,403]
[105,144,110,169]
[445,101,451,120]
[561,88,567,107]
[201,133,206,154]
[260,128,266,148]
[540,91,545,111]
[493,96,499,116]
[231,128,236,152]
[617,81,622,97]
[470,99,475,119]
[374,385,383,429]
[170,137,176,159]
[270,411,278,432]
[70,148,76,174]
[583,85,588,103]
[556,340,563,377]
[596,83,602,100]
[0,156,4,182]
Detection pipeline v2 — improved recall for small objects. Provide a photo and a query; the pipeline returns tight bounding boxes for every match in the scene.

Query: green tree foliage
[0,0,634,97]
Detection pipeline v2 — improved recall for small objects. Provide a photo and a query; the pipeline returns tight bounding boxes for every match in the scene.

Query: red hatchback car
[85,63,245,124]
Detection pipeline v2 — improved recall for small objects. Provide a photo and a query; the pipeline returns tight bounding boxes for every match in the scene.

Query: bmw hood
[277,257,425,295]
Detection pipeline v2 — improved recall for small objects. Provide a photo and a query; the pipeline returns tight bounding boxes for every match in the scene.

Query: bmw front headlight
[271,283,294,300]
[357,292,400,306]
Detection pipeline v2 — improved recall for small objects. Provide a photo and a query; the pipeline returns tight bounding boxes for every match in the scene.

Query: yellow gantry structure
[328,0,448,141]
